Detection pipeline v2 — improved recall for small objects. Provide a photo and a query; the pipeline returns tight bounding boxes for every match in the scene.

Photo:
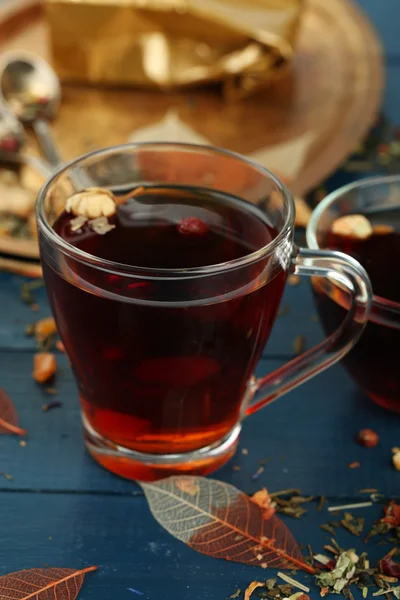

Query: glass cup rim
[36,142,295,278]
[306,174,400,313]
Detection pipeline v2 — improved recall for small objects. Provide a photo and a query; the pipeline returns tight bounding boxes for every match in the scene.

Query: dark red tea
[313,212,400,412]
[43,185,286,473]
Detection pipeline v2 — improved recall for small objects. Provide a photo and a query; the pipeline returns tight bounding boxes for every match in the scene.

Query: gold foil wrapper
[45,0,303,98]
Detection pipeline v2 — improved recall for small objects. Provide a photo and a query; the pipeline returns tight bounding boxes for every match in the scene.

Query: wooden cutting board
[0,0,384,263]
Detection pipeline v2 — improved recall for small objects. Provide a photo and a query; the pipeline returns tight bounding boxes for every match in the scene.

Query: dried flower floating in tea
[332,215,373,240]
[89,216,116,235]
[70,215,88,232]
[66,187,116,218]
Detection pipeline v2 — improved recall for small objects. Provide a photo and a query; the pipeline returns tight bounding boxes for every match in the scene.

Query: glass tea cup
[36,143,372,481]
[307,175,400,413]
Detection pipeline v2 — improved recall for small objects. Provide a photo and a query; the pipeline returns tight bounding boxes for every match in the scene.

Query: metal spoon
[0,52,62,166]
[0,52,90,188]
[0,104,52,177]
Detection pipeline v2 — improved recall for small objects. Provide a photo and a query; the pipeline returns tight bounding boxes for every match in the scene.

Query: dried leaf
[0,388,26,436]
[141,476,314,573]
[0,566,97,600]
[245,582,265,600]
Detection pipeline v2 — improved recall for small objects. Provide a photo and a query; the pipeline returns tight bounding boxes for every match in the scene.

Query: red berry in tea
[177,216,209,236]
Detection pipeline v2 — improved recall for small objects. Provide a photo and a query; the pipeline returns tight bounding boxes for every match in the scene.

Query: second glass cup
[307,175,400,413]
[36,143,372,481]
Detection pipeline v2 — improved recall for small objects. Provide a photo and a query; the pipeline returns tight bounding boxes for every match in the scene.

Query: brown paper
[45,0,303,98]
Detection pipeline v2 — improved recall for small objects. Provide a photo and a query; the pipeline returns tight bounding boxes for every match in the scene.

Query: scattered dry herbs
[20,279,44,307]
[288,275,301,286]
[321,524,337,536]
[33,352,57,384]
[252,465,265,481]
[293,335,306,355]
[365,503,400,543]
[278,305,291,318]
[42,401,63,412]
[340,513,366,537]
[45,387,58,395]
[380,549,400,578]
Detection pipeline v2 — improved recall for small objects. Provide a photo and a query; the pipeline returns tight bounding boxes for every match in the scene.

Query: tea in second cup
[307,176,400,412]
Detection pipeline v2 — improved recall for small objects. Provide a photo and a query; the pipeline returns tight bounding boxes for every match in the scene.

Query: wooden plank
[0,272,324,357]
[357,0,400,57]
[0,350,398,496]
[0,491,390,600]
[384,64,400,125]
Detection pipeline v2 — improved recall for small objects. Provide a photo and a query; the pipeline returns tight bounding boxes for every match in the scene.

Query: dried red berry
[177,217,208,236]
[357,428,379,448]
[0,137,19,152]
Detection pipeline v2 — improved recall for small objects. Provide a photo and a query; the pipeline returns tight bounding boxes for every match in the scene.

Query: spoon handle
[0,150,53,178]
[32,119,62,167]
[32,118,92,190]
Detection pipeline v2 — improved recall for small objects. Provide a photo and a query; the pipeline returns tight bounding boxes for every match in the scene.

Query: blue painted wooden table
[0,2,399,599]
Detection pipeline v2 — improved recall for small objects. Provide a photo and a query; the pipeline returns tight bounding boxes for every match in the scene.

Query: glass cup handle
[246,247,373,416]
